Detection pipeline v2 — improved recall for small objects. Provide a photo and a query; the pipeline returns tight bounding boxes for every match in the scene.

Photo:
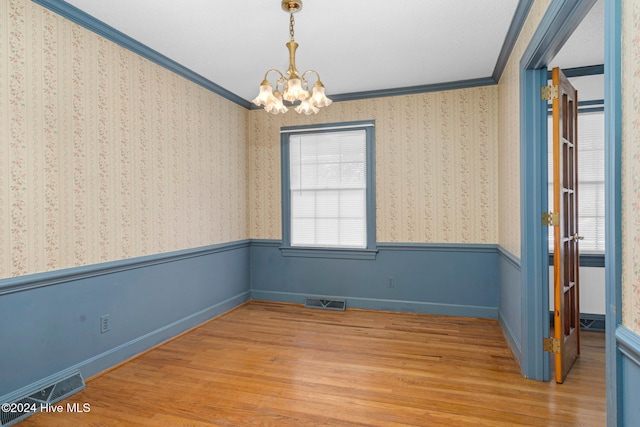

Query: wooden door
[550,67,581,383]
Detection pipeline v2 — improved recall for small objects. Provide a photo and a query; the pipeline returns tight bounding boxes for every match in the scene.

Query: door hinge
[543,337,560,353]
[542,211,559,227]
[541,84,559,101]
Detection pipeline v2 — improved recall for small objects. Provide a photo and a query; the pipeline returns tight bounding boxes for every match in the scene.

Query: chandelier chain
[289,13,295,41]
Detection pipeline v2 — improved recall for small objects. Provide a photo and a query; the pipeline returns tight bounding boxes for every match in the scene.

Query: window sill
[547,253,605,267]
[280,246,378,260]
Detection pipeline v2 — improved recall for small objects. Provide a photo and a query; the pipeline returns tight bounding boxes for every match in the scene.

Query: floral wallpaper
[621,0,640,333]
[248,88,499,244]
[1,0,588,288]
[0,0,249,278]
[497,0,551,257]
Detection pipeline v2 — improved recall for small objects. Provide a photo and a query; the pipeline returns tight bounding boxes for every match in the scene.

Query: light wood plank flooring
[20,301,605,426]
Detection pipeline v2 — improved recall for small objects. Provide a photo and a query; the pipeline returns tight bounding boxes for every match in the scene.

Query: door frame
[603,0,622,425]
[520,0,621,423]
[518,0,596,381]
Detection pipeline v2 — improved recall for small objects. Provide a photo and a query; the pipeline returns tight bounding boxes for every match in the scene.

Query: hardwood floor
[20,301,606,426]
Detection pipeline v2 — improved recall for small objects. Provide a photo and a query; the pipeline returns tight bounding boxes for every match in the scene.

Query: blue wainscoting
[250,240,499,319]
[617,326,640,425]
[1,238,526,404]
[0,241,250,401]
[497,246,523,367]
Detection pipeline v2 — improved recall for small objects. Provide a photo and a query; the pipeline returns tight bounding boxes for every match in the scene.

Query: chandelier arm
[301,70,321,82]
[263,68,286,82]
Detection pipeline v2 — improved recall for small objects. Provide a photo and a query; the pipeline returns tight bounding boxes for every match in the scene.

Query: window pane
[316,191,339,217]
[317,163,341,188]
[340,190,366,217]
[291,191,316,217]
[547,110,604,252]
[291,218,315,246]
[339,219,366,246]
[315,219,339,246]
[289,129,367,248]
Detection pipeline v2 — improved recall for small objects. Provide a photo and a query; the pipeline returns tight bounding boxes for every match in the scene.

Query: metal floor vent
[549,312,606,332]
[305,297,346,311]
[1,371,85,426]
[580,317,605,332]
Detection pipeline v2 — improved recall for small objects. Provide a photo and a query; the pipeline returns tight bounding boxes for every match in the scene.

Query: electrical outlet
[100,315,110,333]
[387,276,395,288]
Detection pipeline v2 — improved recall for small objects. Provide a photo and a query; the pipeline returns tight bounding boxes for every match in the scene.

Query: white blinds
[289,130,367,248]
[548,110,605,252]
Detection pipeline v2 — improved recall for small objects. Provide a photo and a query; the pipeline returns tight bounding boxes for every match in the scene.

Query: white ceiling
[549,0,603,70]
[62,0,603,103]
[550,0,604,101]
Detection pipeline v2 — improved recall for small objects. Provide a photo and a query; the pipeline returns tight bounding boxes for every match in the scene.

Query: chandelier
[252,0,332,115]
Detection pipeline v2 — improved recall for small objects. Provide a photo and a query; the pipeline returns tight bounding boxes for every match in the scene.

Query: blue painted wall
[622,356,640,425]
[0,241,250,400]
[0,238,534,403]
[617,327,640,426]
[1,238,503,403]
[250,240,499,318]
[497,247,523,366]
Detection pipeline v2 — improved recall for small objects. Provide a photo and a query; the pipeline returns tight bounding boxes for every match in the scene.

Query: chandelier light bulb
[295,97,320,115]
[284,77,308,102]
[266,90,288,115]
[310,81,332,108]
[252,80,274,107]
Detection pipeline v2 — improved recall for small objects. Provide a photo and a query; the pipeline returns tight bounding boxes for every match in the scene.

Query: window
[281,121,376,258]
[548,108,604,253]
